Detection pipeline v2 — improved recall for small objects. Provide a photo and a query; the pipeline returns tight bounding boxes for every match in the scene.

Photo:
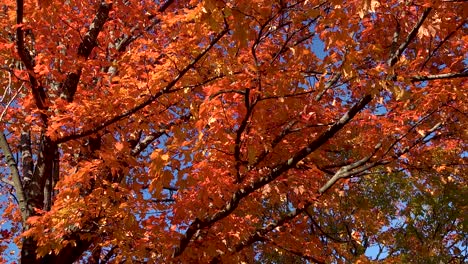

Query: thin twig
[0,84,23,122]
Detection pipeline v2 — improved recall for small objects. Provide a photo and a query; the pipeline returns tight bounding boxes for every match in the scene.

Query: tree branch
[130,130,167,156]
[115,0,175,52]
[232,205,308,252]
[56,27,228,144]
[411,70,468,82]
[130,113,191,156]
[20,130,33,185]
[27,133,57,213]
[210,203,326,263]
[100,246,118,264]
[0,177,14,186]
[234,89,254,182]
[173,94,372,257]
[16,0,47,110]
[267,239,325,264]
[306,208,349,243]
[258,89,317,101]
[420,21,465,69]
[210,204,311,262]
[0,131,28,222]
[387,8,432,67]
[319,121,443,194]
[251,120,298,168]
[318,142,382,194]
[61,1,112,102]
[315,73,341,101]
[0,83,22,121]
[209,89,246,100]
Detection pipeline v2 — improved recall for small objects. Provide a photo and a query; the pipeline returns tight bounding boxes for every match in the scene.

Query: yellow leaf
[289,47,296,55]
[161,154,170,161]
[416,129,425,137]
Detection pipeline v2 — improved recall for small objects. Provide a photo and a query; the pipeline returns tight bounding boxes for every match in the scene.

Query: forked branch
[319,121,443,194]
[173,94,372,257]
[318,142,382,194]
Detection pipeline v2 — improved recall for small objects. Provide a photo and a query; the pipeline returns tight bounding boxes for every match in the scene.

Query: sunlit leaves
[0,0,465,263]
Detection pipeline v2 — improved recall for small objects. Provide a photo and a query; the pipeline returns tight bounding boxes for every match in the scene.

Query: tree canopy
[0,0,466,263]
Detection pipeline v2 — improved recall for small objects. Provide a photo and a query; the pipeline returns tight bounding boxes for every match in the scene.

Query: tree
[0,0,466,263]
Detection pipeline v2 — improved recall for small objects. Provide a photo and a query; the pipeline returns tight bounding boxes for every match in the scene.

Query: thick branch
[26,133,57,213]
[115,0,175,52]
[319,121,443,194]
[130,130,166,156]
[234,89,253,182]
[100,246,118,264]
[315,73,341,101]
[130,112,192,156]
[15,0,32,70]
[0,131,28,222]
[78,2,112,58]
[387,8,432,67]
[16,0,47,110]
[411,70,468,82]
[318,142,382,194]
[61,1,112,102]
[173,94,372,257]
[20,130,33,184]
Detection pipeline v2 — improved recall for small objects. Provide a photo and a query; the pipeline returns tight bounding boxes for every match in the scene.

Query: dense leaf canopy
[0,0,466,263]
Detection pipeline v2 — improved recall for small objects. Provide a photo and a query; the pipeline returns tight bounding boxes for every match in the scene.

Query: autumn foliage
[0,0,466,263]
